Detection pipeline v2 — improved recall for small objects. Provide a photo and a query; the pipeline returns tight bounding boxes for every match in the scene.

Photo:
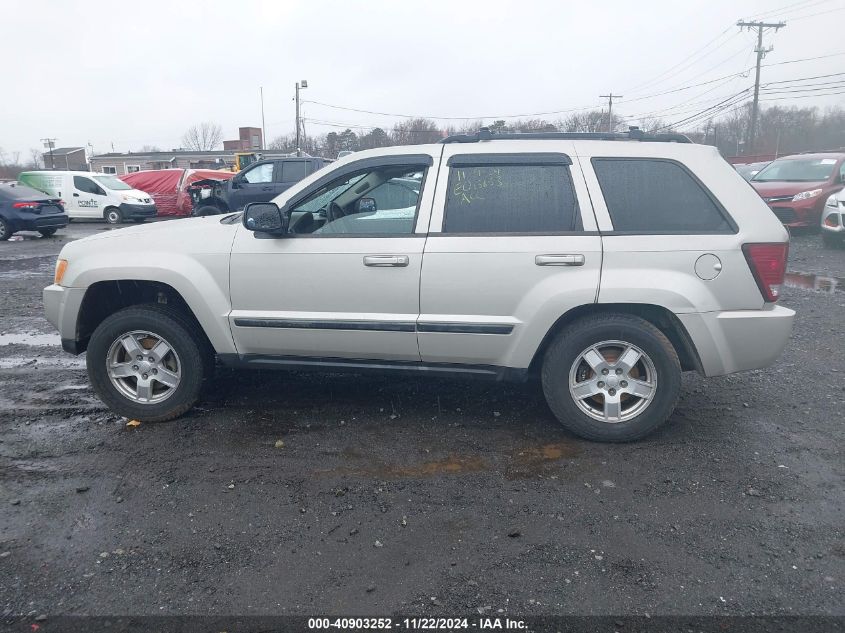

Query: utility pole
[295,79,308,157]
[599,93,622,133]
[737,19,785,154]
[40,138,56,169]
[260,87,266,150]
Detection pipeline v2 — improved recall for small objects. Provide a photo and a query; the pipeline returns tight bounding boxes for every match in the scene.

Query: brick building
[223,127,263,151]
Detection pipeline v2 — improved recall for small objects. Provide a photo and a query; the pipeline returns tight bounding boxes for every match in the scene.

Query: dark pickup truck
[189,157,329,216]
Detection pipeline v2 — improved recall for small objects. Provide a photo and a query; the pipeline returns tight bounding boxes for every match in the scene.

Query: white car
[43,129,794,442]
[18,171,157,224]
[821,190,845,247]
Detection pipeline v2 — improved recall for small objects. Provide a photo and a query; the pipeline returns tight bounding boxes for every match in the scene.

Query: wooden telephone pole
[737,20,786,154]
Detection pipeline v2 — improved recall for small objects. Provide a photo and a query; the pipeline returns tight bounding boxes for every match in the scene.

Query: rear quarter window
[592,158,734,233]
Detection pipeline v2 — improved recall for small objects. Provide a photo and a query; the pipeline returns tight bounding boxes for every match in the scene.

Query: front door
[71,175,107,218]
[230,162,276,210]
[228,152,438,363]
[418,142,603,370]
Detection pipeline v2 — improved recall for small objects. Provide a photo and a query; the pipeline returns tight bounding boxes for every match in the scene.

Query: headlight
[792,188,823,202]
[121,194,139,202]
[825,195,839,207]
[54,259,68,285]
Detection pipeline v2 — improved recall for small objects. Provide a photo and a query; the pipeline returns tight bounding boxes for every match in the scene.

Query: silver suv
[44,130,794,441]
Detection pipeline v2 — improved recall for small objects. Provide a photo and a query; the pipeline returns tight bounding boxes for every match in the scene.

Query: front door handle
[363,255,410,267]
[535,254,585,266]
[73,193,79,197]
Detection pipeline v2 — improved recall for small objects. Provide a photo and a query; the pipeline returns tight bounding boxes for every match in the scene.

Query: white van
[18,171,157,224]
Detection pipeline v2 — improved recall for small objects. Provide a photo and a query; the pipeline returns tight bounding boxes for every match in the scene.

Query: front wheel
[86,305,209,422]
[541,314,681,442]
[104,207,123,224]
[38,228,57,237]
[194,204,222,217]
[822,232,843,249]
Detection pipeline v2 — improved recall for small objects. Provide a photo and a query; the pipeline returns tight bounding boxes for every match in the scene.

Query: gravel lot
[0,222,843,621]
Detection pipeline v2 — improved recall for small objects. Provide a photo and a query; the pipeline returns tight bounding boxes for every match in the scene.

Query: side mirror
[242,202,289,235]
[356,197,377,214]
[230,177,242,189]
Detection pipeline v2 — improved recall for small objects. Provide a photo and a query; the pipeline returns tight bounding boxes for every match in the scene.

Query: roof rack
[440,126,692,144]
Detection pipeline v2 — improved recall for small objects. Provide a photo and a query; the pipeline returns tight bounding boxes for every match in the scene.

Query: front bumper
[677,305,795,377]
[821,204,845,235]
[43,284,87,354]
[766,196,827,228]
[119,203,158,219]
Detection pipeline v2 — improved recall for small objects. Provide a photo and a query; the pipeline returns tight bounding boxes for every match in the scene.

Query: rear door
[275,160,309,196]
[418,141,602,370]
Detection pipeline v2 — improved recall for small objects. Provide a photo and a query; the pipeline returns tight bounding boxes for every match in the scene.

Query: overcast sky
[1,0,843,158]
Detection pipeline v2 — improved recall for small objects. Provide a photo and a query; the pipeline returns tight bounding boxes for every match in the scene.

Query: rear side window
[280,161,308,182]
[592,158,733,233]
[443,161,581,233]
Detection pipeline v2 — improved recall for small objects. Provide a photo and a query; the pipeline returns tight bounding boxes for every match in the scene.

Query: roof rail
[440,126,692,144]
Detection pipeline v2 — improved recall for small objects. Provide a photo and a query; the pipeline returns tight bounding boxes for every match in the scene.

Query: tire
[0,217,10,241]
[38,228,57,237]
[104,207,123,224]
[541,313,682,442]
[86,305,210,422]
[195,204,222,217]
[822,232,843,249]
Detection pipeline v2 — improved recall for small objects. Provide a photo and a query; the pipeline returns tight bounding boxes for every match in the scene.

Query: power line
[786,5,845,21]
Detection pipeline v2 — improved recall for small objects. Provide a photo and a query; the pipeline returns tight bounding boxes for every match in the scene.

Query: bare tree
[391,118,443,145]
[181,122,223,151]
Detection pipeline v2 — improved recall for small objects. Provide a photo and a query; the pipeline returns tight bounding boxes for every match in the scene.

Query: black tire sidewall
[38,229,57,237]
[105,208,122,224]
[195,205,221,217]
[86,307,205,422]
[542,316,681,442]
[0,218,10,241]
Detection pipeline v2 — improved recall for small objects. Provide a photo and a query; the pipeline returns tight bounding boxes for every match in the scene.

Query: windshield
[752,158,838,183]
[94,175,132,190]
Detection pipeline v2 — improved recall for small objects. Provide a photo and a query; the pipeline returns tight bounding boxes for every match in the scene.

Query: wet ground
[0,222,843,619]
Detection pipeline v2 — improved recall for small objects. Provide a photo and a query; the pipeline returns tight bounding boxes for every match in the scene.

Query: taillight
[12,201,38,209]
[742,243,788,302]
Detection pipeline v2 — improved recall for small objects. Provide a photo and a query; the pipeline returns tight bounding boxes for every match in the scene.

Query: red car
[750,152,845,228]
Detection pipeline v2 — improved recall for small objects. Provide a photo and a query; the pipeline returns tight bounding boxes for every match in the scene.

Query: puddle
[505,441,580,480]
[0,356,84,369]
[0,332,60,346]
[785,272,843,294]
[320,454,488,479]
[320,441,578,480]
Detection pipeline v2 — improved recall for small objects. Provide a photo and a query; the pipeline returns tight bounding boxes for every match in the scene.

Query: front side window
[592,158,733,233]
[242,163,273,184]
[74,176,105,196]
[443,162,580,233]
[288,164,426,236]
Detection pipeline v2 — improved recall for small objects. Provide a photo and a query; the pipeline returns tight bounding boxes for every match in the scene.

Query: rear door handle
[261,186,273,191]
[363,255,409,267]
[535,254,585,266]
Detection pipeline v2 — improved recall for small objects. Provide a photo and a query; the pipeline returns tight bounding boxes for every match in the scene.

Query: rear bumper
[678,305,795,377]
[119,203,157,219]
[43,284,87,354]
[8,213,68,232]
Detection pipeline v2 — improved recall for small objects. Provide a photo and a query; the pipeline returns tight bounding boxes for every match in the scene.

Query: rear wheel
[104,207,123,224]
[0,217,10,241]
[541,314,681,442]
[38,228,57,237]
[86,305,209,422]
